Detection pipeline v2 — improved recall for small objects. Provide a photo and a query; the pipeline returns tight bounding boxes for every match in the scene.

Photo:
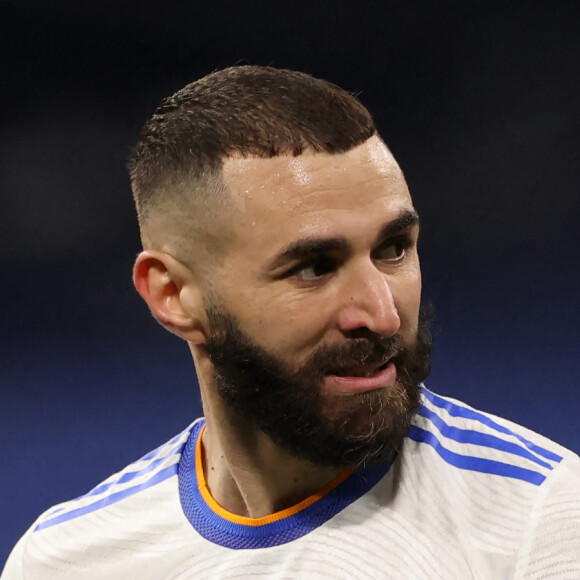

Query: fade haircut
[128,65,377,269]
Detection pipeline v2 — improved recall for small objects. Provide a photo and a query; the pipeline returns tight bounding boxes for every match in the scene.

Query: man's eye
[377,240,406,261]
[294,257,336,281]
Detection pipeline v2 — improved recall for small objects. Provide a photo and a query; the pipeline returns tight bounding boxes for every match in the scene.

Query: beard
[202,303,432,469]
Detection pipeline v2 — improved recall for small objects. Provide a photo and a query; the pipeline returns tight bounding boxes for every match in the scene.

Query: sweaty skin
[205,136,420,365]
[137,136,422,518]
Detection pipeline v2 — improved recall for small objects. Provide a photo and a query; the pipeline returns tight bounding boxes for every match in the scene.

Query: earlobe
[133,251,208,344]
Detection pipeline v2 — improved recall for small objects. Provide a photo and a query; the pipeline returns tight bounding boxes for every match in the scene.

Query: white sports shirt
[3,388,580,579]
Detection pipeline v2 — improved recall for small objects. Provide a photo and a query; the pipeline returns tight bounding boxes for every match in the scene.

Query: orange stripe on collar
[195,425,354,527]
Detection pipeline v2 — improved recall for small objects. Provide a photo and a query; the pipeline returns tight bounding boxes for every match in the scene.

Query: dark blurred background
[2,0,579,564]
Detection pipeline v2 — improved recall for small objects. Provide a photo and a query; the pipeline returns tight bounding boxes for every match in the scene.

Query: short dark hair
[128,66,377,264]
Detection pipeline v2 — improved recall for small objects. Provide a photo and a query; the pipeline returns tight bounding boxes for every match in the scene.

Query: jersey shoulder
[2,421,201,580]
[391,388,580,575]
[37,421,198,532]
[409,386,577,486]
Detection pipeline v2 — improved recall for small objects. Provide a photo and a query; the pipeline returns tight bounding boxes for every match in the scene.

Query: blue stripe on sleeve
[80,441,185,501]
[422,389,562,463]
[37,438,189,522]
[417,406,553,470]
[407,425,546,485]
[35,463,179,531]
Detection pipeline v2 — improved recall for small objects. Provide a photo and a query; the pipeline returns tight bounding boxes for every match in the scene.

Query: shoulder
[2,421,202,580]
[35,421,199,532]
[410,386,576,484]
[397,387,580,575]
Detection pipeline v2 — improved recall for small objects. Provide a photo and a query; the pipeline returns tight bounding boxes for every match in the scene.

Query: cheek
[209,260,326,357]
[393,265,422,328]
[237,286,331,359]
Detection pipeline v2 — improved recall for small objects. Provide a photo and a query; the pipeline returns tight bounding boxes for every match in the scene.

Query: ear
[133,250,208,344]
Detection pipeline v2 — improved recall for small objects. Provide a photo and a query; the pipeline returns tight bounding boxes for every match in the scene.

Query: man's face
[201,136,430,467]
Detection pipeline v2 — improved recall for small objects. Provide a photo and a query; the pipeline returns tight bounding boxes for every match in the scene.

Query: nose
[337,262,401,336]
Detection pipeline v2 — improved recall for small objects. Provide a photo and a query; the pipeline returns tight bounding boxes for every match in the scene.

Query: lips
[328,358,392,379]
[324,360,398,394]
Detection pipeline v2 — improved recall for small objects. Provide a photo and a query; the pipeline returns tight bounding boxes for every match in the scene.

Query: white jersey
[3,387,580,579]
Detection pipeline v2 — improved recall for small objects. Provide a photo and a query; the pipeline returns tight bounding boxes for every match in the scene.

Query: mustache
[303,332,405,376]
[206,302,433,386]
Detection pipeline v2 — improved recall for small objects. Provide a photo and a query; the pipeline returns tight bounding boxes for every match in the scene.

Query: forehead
[220,136,413,249]
[222,135,408,209]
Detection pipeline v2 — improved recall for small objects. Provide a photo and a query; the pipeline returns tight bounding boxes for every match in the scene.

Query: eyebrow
[374,209,420,245]
[265,209,420,272]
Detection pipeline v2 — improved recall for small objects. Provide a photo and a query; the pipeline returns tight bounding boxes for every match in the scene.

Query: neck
[192,348,344,519]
